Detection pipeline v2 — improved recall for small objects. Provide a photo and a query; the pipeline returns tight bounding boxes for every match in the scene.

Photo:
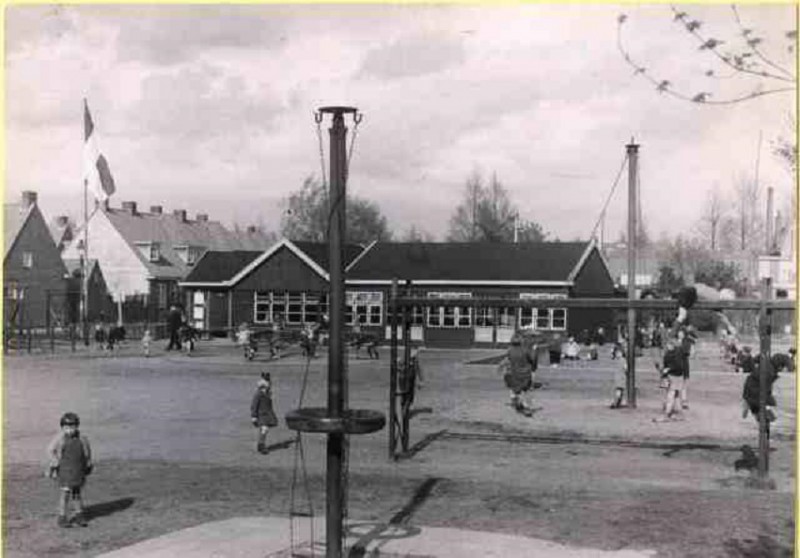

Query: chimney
[150,205,163,215]
[21,191,37,208]
[246,225,257,234]
[196,213,209,222]
[56,215,69,227]
[173,209,187,222]
[121,201,138,215]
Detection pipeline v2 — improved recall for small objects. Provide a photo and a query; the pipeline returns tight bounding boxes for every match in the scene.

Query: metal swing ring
[314,111,323,124]
[353,112,363,125]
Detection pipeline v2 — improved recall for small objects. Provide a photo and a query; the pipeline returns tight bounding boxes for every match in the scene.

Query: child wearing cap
[46,412,93,527]
[250,371,278,454]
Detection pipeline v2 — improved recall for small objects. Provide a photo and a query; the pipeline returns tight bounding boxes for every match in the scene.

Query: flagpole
[83,175,89,346]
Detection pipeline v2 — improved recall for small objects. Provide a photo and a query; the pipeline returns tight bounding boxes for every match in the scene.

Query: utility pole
[626,139,639,408]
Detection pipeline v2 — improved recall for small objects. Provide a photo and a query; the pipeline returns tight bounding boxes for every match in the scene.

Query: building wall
[569,248,617,339]
[4,206,68,328]
[236,246,328,292]
[62,210,150,299]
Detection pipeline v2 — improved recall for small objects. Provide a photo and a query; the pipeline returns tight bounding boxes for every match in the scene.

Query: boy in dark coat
[250,372,278,454]
[742,352,793,432]
[46,412,93,527]
[502,333,538,417]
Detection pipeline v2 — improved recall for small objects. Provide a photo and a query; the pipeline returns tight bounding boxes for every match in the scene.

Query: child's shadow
[734,445,758,472]
[85,498,135,520]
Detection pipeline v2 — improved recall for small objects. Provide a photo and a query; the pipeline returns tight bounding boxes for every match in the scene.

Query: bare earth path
[3,339,795,557]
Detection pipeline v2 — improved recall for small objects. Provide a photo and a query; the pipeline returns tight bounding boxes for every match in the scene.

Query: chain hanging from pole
[315,111,327,188]
[344,112,362,185]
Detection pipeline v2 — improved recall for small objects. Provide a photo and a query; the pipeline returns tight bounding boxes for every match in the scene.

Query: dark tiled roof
[347,242,590,282]
[292,241,366,271]
[183,251,263,283]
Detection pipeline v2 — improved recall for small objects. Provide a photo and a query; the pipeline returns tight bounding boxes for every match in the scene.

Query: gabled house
[63,258,115,324]
[180,238,365,335]
[4,191,69,328]
[179,237,616,347]
[61,200,273,323]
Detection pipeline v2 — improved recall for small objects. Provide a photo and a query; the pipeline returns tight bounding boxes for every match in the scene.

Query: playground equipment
[284,106,385,558]
[387,282,793,484]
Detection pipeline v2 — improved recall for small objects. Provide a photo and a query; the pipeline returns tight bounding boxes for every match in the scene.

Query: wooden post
[757,278,772,479]
[46,291,54,353]
[389,278,398,460]
[626,140,639,408]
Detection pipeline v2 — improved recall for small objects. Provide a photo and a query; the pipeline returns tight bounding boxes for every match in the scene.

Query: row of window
[251,291,567,331]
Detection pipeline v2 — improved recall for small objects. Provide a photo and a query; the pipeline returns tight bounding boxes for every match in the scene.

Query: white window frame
[346,291,383,326]
[426,292,473,328]
[519,293,567,331]
[150,243,161,262]
[22,252,33,269]
[254,291,330,325]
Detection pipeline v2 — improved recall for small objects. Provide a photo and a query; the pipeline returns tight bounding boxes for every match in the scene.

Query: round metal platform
[285,408,386,435]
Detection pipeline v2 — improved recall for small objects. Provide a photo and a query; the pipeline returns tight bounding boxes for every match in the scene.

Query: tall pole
[82,179,89,345]
[626,140,639,408]
[324,107,351,558]
[757,278,772,479]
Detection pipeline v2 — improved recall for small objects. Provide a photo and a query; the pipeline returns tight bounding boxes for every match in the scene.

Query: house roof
[3,203,33,257]
[346,241,594,284]
[63,258,99,277]
[99,206,273,280]
[48,219,73,249]
[183,251,263,283]
[180,239,368,287]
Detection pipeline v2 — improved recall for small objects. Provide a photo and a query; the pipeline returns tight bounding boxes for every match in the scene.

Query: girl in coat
[46,412,93,527]
[250,372,278,454]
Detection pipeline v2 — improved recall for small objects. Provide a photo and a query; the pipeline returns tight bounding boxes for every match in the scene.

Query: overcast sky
[5,4,796,242]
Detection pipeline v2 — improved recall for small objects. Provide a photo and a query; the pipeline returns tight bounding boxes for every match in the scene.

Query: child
[610,343,627,409]
[237,322,257,360]
[141,328,152,357]
[250,372,278,454]
[46,412,93,528]
[655,339,686,421]
[502,333,538,417]
[741,357,779,434]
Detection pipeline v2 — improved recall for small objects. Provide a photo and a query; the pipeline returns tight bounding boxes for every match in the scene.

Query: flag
[83,99,116,201]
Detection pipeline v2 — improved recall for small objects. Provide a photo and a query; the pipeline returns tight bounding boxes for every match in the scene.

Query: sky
[5,4,797,243]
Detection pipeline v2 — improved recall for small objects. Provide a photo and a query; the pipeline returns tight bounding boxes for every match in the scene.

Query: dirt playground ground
[2,336,796,557]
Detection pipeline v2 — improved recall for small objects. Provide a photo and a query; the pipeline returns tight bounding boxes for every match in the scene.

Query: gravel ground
[3,337,796,557]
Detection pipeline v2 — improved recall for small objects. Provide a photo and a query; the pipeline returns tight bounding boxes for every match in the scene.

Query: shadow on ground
[85,498,134,520]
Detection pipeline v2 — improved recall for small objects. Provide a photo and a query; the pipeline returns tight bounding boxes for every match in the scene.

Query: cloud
[114,5,290,66]
[359,32,466,79]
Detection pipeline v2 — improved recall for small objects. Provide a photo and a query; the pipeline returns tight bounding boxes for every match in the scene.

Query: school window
[254,292,270,323]
[287,293,303,325]
[475,307,493,327]
[150,243,161,262]
[4,282,21,300]
[519,293,567,331]
[426,292,472,328]
[346,291,383,326]
[411,305,424,326]
[254,291,330,325]
[498,306,516,328]
[22,252,33,268]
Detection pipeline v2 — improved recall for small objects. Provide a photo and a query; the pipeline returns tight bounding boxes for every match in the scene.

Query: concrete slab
[98,516,657,558]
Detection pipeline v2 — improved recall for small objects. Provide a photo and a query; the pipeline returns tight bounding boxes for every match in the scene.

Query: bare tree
[617,5,796,105]
[280,175,393,243]
[447,170,484,242]
[696,186,727,250]
[447,171,548,242]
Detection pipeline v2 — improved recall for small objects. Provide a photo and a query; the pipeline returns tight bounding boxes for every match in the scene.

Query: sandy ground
[2,337,796,557]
